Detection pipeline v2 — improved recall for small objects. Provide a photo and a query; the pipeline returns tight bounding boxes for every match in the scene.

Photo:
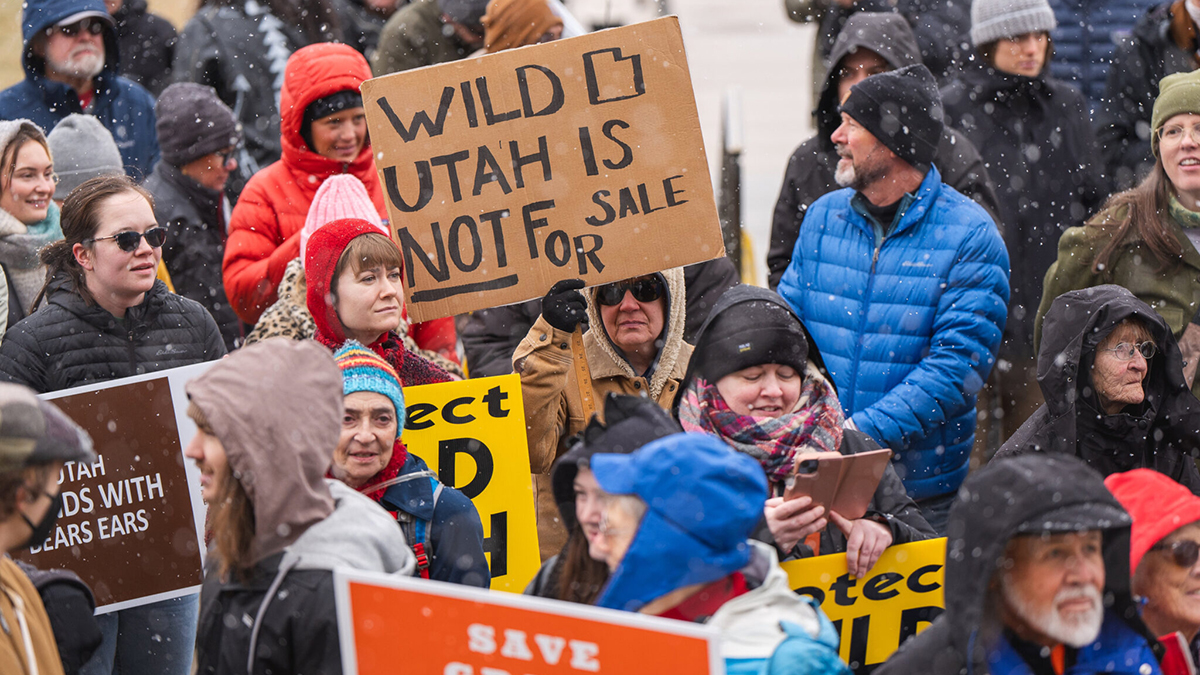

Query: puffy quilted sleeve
[850,216,1010,455]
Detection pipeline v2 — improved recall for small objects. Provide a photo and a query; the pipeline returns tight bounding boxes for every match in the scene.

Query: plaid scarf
[678,366,845,485]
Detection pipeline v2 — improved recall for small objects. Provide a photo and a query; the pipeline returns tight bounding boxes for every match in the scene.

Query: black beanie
[551,394,681,515]
[301,90,364,152]
[840,63,943,171]
[692,300,809,384]
[156,83,242,168]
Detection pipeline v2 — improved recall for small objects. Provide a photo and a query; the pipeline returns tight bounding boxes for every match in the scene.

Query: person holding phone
[676,285,934,577]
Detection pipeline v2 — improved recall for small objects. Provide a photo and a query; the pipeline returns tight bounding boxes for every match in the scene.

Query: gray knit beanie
[970,0,1056,46]
[47,114,123,201]
[156,83,242,169]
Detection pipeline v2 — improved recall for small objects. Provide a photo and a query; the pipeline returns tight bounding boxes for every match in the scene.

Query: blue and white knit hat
[333,341,406,428]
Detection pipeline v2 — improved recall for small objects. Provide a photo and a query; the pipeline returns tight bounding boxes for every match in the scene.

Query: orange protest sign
[335,569,723,675]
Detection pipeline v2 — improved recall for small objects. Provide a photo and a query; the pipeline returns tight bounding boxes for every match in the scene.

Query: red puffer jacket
[222,42,386,325]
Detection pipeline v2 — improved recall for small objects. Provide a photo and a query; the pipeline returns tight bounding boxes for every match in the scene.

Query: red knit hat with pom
[1105,468,1200,574]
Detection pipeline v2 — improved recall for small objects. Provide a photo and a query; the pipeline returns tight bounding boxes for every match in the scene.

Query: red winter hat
[305,218,400,345]
[1105,469,1200,574]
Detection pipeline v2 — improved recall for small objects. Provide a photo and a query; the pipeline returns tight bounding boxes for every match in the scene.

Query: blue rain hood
[592,432,768,612]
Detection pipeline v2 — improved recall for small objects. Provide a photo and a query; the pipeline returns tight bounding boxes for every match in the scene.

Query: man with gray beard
[0,0,159,181]
[775,64,1009,535]
[877,454,1164,675]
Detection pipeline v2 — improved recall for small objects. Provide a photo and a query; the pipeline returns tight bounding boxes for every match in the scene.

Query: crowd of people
[0,0,1198,673]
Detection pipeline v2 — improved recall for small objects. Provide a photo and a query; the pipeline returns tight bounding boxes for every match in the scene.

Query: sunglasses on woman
[85,227,167,253]
[595,276,665,306]
[1151,538,1200,568]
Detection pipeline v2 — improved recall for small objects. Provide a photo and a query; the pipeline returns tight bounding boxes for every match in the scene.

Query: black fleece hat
[156,83,242,168]
[301,90,364,152]
[692,299,809,384]
[550,394,681,520]
[840,63,944,171]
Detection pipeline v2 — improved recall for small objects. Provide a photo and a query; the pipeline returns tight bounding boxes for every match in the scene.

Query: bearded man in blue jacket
[776,64,1009,535]
[0,0,159,180]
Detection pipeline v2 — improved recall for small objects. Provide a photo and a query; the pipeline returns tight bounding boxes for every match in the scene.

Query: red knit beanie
[305,218,399,345]
[1105,469,1200,574]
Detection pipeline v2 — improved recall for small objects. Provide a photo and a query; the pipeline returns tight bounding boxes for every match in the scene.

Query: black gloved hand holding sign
[542,279,588,332]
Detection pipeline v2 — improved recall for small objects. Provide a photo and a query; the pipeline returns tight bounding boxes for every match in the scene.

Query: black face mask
[20,490,62,550]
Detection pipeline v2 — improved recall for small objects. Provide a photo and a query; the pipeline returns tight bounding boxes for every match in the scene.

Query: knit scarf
[329,437,409,505]
[678,365,845,485]
[314,329,452,387]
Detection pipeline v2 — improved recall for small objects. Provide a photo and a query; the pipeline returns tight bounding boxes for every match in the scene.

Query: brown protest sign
[362,17,725,322]
[14,367,209,612]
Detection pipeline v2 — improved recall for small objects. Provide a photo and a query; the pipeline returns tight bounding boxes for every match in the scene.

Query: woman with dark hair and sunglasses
[0,173,225,393]
[514,269,690,561]
[1107,469,1200,663]
[996,285,1200,494]
[0,173,223,675]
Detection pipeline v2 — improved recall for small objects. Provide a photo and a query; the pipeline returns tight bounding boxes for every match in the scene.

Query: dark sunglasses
[1151,539,1200,568]
[86,227,167,253]
[595,276,665,306]
[48,18,105,39]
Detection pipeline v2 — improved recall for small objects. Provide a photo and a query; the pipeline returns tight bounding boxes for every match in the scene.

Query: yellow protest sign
[782,538,946,671]
[401,374,540,592]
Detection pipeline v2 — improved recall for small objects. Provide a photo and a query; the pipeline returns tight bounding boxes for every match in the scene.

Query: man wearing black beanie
[776,64,1010,535]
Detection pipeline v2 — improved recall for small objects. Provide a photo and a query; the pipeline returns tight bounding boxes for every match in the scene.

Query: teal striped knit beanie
[333,341,406,427]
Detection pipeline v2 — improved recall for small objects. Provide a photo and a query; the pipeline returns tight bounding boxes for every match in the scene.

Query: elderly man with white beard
[878,454,1164,675]
[0,0,159,180]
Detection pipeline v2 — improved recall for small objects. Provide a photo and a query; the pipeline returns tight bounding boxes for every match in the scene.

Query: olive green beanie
[1152,69,1200,157]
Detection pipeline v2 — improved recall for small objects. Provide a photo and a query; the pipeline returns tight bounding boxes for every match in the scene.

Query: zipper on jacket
[845,233,887,414]
[127,326,137,376]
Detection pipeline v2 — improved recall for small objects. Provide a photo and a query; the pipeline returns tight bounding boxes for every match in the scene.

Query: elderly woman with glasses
[1107,469,1200,662]
[515,270,691,560]
[996,284,1200,494]
[1038,69,1200,398]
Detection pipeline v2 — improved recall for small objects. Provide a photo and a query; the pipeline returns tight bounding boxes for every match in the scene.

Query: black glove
[542,278,588,332]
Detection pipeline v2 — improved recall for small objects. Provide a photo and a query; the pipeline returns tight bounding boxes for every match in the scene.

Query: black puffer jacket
[461,256,739,378]
[111,0,177,97]
[941,68,1107,357]
[766,12,1001,289]
[995,284,1200,493]
[877,453,1157,675]
[1098,0,1195,191]
[172,2,311,198]
[0,275,226,393]
[144,162,242,351]
[676,285,936,560]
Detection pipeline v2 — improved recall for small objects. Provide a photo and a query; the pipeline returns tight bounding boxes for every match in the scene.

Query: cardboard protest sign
[401,374,539,592]
[15,364,211,613]
[782,538,946,672]
[335,569,723,675]
[361,17,726,322]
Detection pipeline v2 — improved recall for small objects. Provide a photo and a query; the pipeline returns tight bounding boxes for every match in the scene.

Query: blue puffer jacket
[0,0,159,180]
[1048,0,1160,112]
[776,166,1009,500]
[987,610,1162,675]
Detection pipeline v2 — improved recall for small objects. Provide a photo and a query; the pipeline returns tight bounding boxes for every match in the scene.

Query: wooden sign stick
[571,327,597,421]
